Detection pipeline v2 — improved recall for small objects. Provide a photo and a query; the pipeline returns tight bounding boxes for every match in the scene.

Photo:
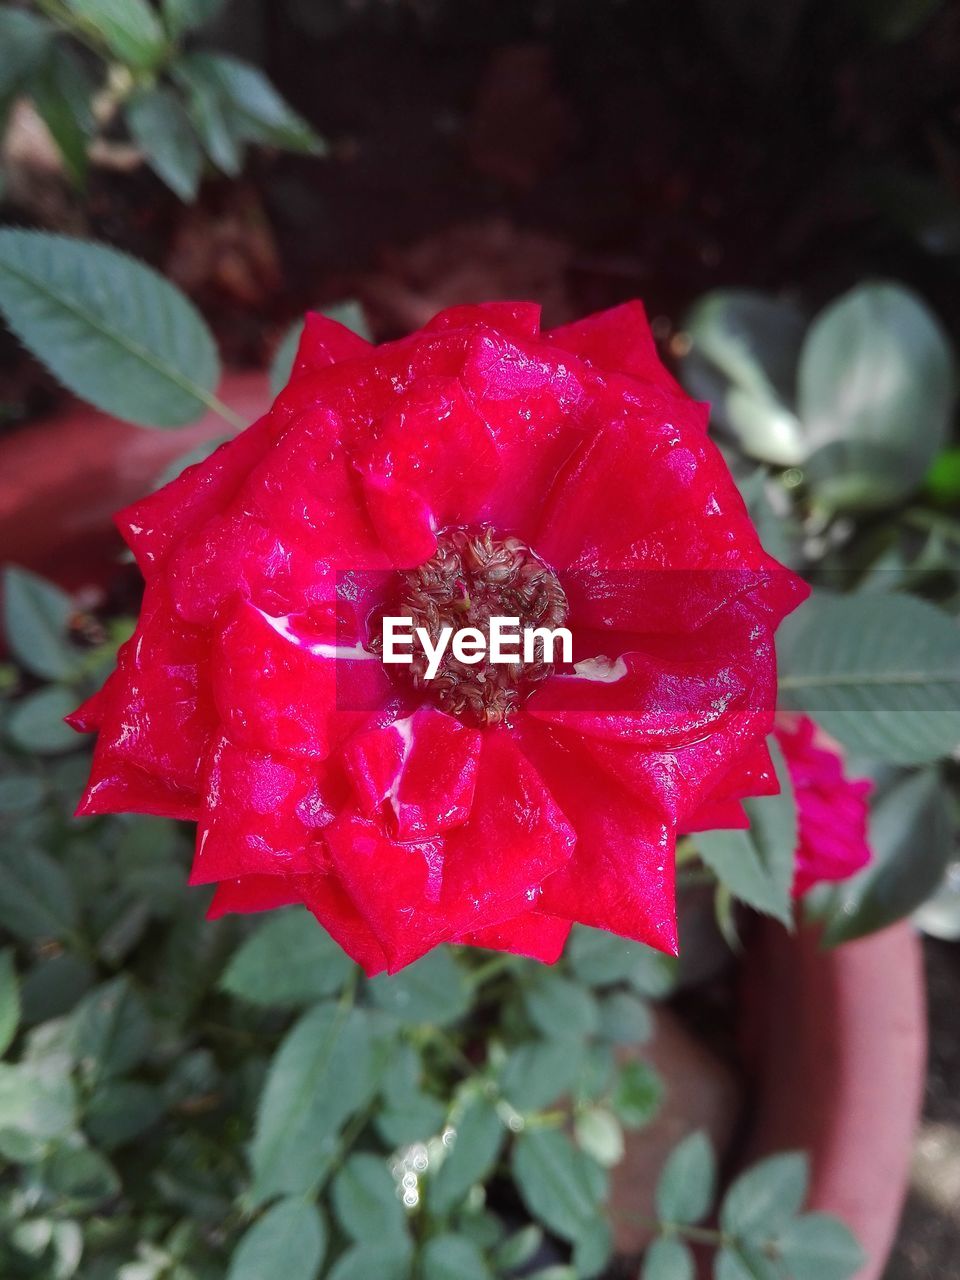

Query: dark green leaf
[227,1198,326,1280]
[654,1131,716,1226]
[21,953,94,1025]
[798,283,955,512]
[173,54,243,173]
[41,1142,120,1206]
[696,738,796,925]
[220,908,354,1006]
[597,991,652,1044]
[32,44,95,185]
[0,949,20,1057]
[162,0,226,37]
[7,686,79,754]
[720,1152,809,1238]
[820,769,952,944]
[331,1153,407,1242]
[0,230,220,427]
[126,87,203,201]
[85,1080,164,1149]
[179,53,323,153]
[523,972,600,1041]
[3,567,78,681]
[422,1234,491,1280]
[429,1096,504,1214]
[0,772,46,815]
[70,978,152,1083]
[497,1039,585,1112]
[327,1241,413,1280]
[249,1004,376,1204]
[511,1128,605,1243]
[63,0,168,70]
[0,10,53,97]
[775,1213,865,1280]
[368,949,471,1027]
[778,593,960,765]
[642,1237,695,1280]
[612,1059,663,1129]
[0,844,78,942]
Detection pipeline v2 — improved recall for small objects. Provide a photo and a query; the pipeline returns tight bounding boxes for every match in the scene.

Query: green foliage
[0,0,325,200]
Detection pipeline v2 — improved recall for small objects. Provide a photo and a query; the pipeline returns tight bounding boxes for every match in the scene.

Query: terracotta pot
[0,396,927,1279]
[0,371,270,588]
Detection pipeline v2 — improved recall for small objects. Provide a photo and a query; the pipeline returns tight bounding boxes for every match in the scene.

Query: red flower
[70,302,807,974]
[774,714,872,897]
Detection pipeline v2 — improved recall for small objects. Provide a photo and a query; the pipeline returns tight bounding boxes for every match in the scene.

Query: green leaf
[0,230,220,427]
[41,1142,120,1207]
[2,566,78,682]
[523,972,600,1041]
[331,1153,407,1242]
[777,592,960,764]
[368,949,471,1027]
[511,1128,604,1243]
[498,1039,585,1112]
[227,1198,326,1280]
[85,1080,164,1149]
[571,1219,613,1279]
[126,87,203,201]
[70,978,152,1084]
[0,1059,77,1140]
[7,686,79,754]
[32,44,95,186]
[162,0,225,37]
[715,1246,781,1280]
[0,772,46,816]
[696,738,797,925]
[220,908,354,1006]
[720,1152,809,1238]
[327,1242,413,1280]
[0,949,20,1058]
[179,53,323,153]
[574,1107,624,1168]
[430,1096,504,1215]
[642,1237,695,1280]
[775,1213,865,1280]
[820,769,952,944]
[682,289,806,466]
[492,1225,543,1271]
[612,1059,663,1128]
[0,10,53,97]
[421,1234,491,1280]
[798,282,955,512]
[654,1130,716,1226]
[270,300,371,395]
[597,991,652,1044]
[0,844,78,942]
[63,0,168,70]
[249,1004,376,1205]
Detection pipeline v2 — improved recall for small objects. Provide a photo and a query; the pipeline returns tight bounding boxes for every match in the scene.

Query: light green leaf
[523,972,600,1041]
[249,1004,376,1205]
[654,1130,716,1226]
[429,1096,504,1214]
[220,907,354,1007]
[798,282,955,512]
[63,0,168,70]
[777,592,960,764]
[421,1234,491,1280]
[179,53,323,153]
[0,230,220,427]
[0,844,78,942]
[820,769,952,944]
[70,978,152,1084]
[0,949,20,1058]
[574,1107,624,1168]
[775,1212,865,1280]
[682,289,806,466]
[642,1237,695,1280]
[327,1241,413,1280]
[695,737,797,925]
[0,1058,76,1140]
[720,1152,809,1238]
[270,300,371,395]
[368,949,471,1027]
[597,991,652,1044]
[572,1219,613,1279]
[2,566,78,681]
[126,87,203,202]
[331,1153,407,1242]
[492,1225,543,1271]
[7,686,79,754]
[511,1128,605,1243]
[497,1039,585,1112]
[715,1246,781,1280]
[227,1198,326,1280]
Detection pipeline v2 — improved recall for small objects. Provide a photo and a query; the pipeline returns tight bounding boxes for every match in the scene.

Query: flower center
[379,526,569,727]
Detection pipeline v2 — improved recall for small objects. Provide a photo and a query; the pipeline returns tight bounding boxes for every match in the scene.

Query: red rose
[774,714,872,897]
[70,302,807,974]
